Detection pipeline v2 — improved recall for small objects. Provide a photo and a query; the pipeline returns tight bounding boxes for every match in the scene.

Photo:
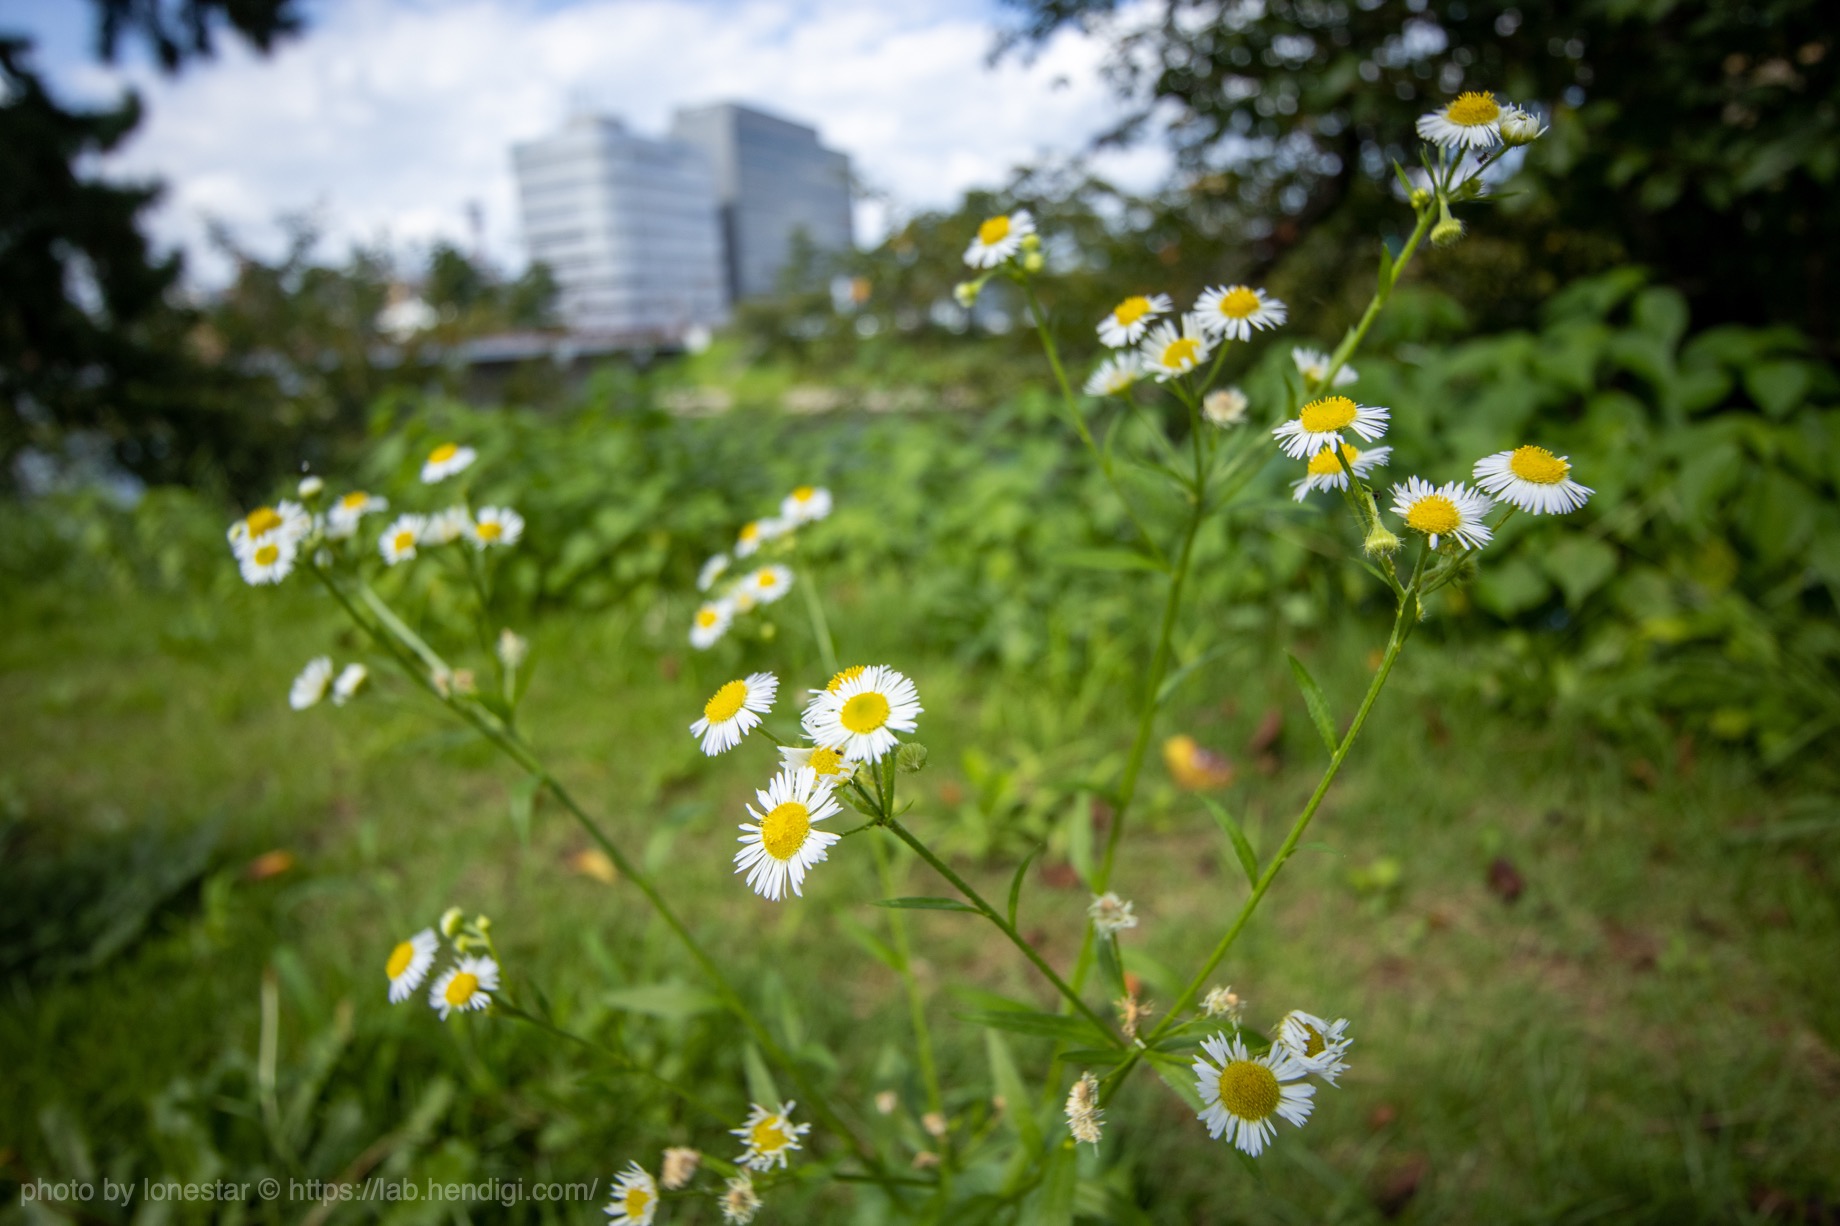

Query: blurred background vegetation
[2,0,1837,1222]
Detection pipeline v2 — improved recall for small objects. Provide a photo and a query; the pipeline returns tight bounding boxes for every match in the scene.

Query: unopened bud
[439,907,465,938]
[896,743,929,774]
[1409,187,1433,210]
[1022,251,1045,273]
[1020,233,1041,252]
[953,281,980,308]
[1430,217,1466,247]
[298,475,324,500]
[1499,107,1547,146]
[1364,523,1402,557]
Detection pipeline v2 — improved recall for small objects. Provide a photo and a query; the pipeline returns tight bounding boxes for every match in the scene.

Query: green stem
[1319,208,1434,391]
[880,818,1120,1043]
[871,837,947,1160]
[797,556,840,676]
[494,1002,726,1122]
[1020,279,1168,568]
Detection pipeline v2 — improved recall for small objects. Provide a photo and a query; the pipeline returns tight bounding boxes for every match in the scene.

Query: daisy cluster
[1408,89,1548,246]
[1080,282,1287,397]
[1186,1008,1353,1156]
[383,907,500,1020]
[598,1100,807,1224]
[224,441,524,590]
[689,485,832,650]
[687,664,922,901]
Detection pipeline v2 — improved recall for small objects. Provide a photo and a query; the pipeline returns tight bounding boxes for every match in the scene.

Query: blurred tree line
[1,0,555,497]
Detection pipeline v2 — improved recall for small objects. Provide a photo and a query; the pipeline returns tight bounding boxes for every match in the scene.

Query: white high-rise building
[512,116,726,336]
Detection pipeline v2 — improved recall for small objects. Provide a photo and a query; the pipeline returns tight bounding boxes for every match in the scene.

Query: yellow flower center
[704,680,748,723]
[392,530,415,554]
[386,941,415,978]
[808,745,849,776]
[757,571,778,589]
[977,215,1011,246]
[1161,337,1201,369]
[1299,396,1358,433]
[624,1187,652,1216]
[1406,495,1462,536]
[841,692,890,734]
[750,1116,791,1152]
[761,802,811,860]
[1217,1060,1281,1121]
[1306,445,1361,477]
[1508,445,1569,484]
[826,665,866,693]
[739,521,761,542]
[696,608,720,628]
[245,506,283,537]
[429,442,459,464]
[255,543,280,566]
[1297,1022,1326,1058]
[443,972,479,1006]
[339,492,369,510]
[1112,296,1153,326]
[1216,286,1261,319]
[792,485,816,502]
[1447,91,1501,126]
[476,520,502,541]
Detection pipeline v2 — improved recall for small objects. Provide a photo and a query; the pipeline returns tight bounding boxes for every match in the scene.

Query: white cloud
[49,0,1167,284]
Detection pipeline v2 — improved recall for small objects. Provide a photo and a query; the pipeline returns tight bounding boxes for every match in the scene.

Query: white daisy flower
[385,928,438,1003]
[777,742,859,783]
[735,767,842,901]
[1292,347,1358,390]
[420,441,476,484]
[297,475,324,499]
[604,1162,657,1226]
[422,506,471,546]
[732,1100,812,1171]
[1499,105,1548,146]
[744,564,794,604]
[332,663,368,706]
[697,553,731,592]
[1083,353,1143,398]
[781,485,833,524]
[1291,443,1392,502]
[689,600,735,651]
[1137,314,1214,383]
[721,1173,762,1224]
[1096,293,1173,348]
[1390,476,1494,550]
[239,534,298,586]
[691,672,779,756]
[963,209,1034,269]
[469,506,525,550]
[379,514,427,565]
[1275,1010,1353,1085]
[1472,445,1593,514]
[1272,395,1391,459]
[734,517,788,558]
[228,500,312,555]
[1087,892,1138,936]
[428,954,499,1019]
[1417,90,1506,149]
[801,664,922,763]
[659,1148,700,1191]
[326,491,387,539]
[289,656,334,710]
[1192,1032,1315,1156]
[1203,386,1250,427]
[1195,284,1287,341]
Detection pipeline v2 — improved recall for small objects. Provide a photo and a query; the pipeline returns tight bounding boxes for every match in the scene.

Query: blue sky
[2,0,1166,284]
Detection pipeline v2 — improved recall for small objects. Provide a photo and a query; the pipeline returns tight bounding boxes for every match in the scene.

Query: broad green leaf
[1020,1140,1077,1226]
[1543,537,1619,608]
[1008,843,1044,929]
[1148,1052,1206,1114]
[1286,653,1338,755]
[602,983,720,1020]
[1049,547,1167,574]
[984,1031,1042,1151]
[958,1009,1111,1045]
[872,896,979,913]
[1200,796,1259,887]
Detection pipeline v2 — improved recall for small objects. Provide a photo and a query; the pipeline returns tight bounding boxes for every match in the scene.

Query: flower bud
[1430,217,1466,247]
[298,475,324,500]
[1020,233,1041,252]
[1409,187,1433,210]
[1499,107,1547,146]
[1363,522,1402,557]
[1022,251,1045,273]
[439,907,465,938]
[896,743,929,774]
[952,281,980,308]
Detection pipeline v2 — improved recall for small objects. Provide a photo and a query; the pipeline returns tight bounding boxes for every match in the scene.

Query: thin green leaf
[872,896,980,913]
[1095,933,1127,998]
[984,1031,1043,1151]
[1287,653,1339,756]
[743,1043,779,1107]
[1007,842,1045,929]
[601,983,720,1020]
[1050,547,1167,574]
[1147,1052,1205,1114]
[1021,1140,1077,1226]
[836,915,903,971]
[1200,795,1259,887]
[1067,794,1095,889]
[1155,645,1228,708]
[1057,1048,1126,1067]
[957,1010,1110,1044]
[1377,238,1397,303]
